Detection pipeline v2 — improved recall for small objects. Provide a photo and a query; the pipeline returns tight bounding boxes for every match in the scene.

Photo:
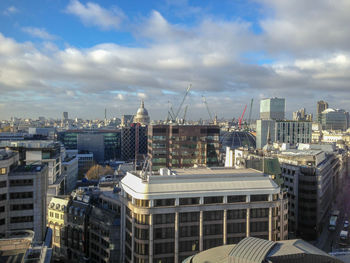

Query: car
[344,220,349,229]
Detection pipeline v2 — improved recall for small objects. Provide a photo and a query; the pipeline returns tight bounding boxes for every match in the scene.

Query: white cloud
[65,0,124,30]
[3,6,19,15]
[22,27,56,40]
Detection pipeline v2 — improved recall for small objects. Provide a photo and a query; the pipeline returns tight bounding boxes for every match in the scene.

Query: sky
[0,0,350,120]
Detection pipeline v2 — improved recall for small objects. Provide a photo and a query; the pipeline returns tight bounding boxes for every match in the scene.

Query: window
[154,241,174,255]
[179,212,199,223]
[179,240,199,253]
[0,218,5,225]
[154,199,175,207]
[0,206,4,213]
[10,216,33,223]
[204,196,223,204]
[179,197,199,206]
[10,179,33,187]
[10,204,33,211]
[227,195,246,203]
[227,209,246,220]
[203,211,223,221]
[179,225,199,238]
[154,214,175,224]
[154,227,174,239]
[0,194,6,201]
[227,222,246,233]
[250,208,269,218]
[10,192,33,199]
[0,181,6,188]
[250,195,268,202]
[0,168,6,175]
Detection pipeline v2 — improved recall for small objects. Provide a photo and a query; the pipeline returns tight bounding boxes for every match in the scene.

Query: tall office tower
[63,112,69,120]
[260,98,285,120]
[0,150,48,242]
[321,108,348,131]
[317,100,328,123]
[120,167,288,263]
[292,108,306,121]
[121,124,148,162]
[148,124,220,170]
[256,120,312,149]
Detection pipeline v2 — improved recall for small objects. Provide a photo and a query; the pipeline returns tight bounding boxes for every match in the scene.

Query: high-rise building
[148,124,220,170]
[63,112,69,120]
[321,108,348,131]
[121,124,148,162]
[317,101,328,123]
[256,120,312,149]
[58,130,122,162]
[0,150,48,242]
[260,98,285,120]
[120,167,288,263]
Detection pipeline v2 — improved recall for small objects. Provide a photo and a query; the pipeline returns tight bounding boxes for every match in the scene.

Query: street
[315,175,350,252]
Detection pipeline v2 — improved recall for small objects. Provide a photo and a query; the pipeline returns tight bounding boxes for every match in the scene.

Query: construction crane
[183,105,188,122]
[238,104,247,130]
[202,96,213,122]
[247,98,254,128]
[174,84,191,120]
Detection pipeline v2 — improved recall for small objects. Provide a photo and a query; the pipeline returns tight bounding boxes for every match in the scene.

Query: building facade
[148,125,220,170]
[260,98,285,120]
[0,150,48,242]
[317,100,328,124]
[120,168,288,263]
[121,124,148,162]
[58,130,121,162]
[256,120,312,149]
[321,108,348,131]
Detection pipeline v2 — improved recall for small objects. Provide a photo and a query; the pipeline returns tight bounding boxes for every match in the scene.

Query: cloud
[1,3,350,119]
[3,6,19,15]
[22,27,57,40]
[65,0,125,30]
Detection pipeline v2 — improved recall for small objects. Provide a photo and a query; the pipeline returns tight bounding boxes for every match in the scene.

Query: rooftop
[10,165,45,174]
[0,140,58,149]
[184,237,343,263]
[122,167,279,200]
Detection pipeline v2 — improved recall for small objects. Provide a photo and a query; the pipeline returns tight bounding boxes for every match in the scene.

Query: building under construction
[121,124,148,162]
[148,124,220,170]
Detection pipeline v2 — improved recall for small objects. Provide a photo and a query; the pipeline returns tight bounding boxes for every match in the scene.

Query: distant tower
[260,98,285,120]
[317,101,328,123]
[63,112,68,120]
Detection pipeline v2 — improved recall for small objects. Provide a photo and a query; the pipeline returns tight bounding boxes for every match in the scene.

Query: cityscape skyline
[1,0,350,119]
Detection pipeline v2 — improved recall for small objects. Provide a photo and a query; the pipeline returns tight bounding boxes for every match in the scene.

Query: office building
[277,146,343,240]
[63,112,69,120]
[260,98,285,120]
[0,150,48,242]
[58,130,122,162]
[0,140,61,185]
[183,237,343,263]
[61,154,78,193]
[133,100,150,125]
[317,100,328,123]
[256,120,311,149]
[321,108,348,131]
[148,124,220,170]
[121,124,148,162]
[120,167,288,263]
[0,230,52,263]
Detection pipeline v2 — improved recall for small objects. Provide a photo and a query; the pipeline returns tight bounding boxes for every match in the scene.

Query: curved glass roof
[220,131,256,152]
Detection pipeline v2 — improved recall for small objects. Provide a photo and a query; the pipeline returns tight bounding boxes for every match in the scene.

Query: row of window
[131,194,272,208]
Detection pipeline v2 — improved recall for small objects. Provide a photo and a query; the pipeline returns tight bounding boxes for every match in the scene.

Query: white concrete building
[120,167,288,263]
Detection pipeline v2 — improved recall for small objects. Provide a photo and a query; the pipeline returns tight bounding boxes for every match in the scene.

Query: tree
[85,165,114,180]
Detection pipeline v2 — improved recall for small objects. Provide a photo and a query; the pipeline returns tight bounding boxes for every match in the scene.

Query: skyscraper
[317,101,328,123]
[260,98,285,120]
[63,112,69,120]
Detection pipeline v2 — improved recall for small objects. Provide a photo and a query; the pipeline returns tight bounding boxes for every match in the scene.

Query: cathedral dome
[134,100,150,125]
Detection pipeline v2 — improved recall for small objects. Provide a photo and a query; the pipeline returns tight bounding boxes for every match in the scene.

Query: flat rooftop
[122,168,279,200]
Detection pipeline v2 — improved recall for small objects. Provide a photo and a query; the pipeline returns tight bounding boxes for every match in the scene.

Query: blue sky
[0,0,350,120]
